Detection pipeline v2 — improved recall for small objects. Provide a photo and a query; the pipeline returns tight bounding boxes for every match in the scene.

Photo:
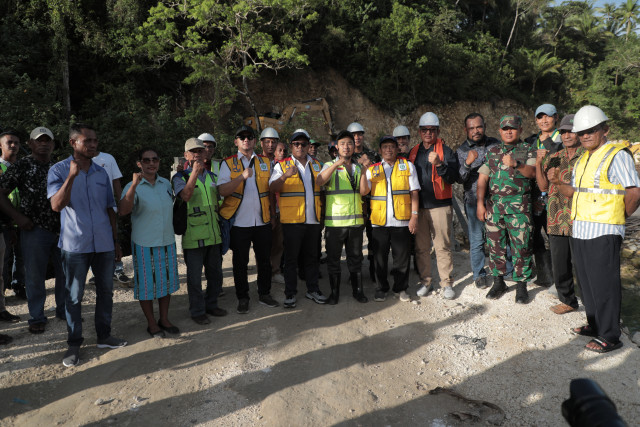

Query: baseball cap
[30,127,54,141]
[379,135,398,146]
[558,114,575,131]
[184,137,205,152]
[0,129,20,139]
[290,131,310,142]
[499,114,522,129]
[235,125,255,138]
[336,130,354,142]
[535,104,557,117]
[310,139,321,147]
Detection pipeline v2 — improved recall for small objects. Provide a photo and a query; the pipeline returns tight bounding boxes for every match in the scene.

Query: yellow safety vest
[571,143,627,225]
[278,157,323,224]
[219,154,271,223]
[369,158,412,226]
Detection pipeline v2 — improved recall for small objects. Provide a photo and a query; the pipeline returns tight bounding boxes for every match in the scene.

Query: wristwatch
[411,211,419,215]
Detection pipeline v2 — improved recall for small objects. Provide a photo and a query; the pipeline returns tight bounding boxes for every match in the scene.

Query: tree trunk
[502,0,520,65]
[241,53,261,133]
[62,46,71,116]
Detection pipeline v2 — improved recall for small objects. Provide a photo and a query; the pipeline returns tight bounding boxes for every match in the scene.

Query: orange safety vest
[278,156,323,224]
[219,154,271,223]
[408,139,452,200]
[368,158,412,226]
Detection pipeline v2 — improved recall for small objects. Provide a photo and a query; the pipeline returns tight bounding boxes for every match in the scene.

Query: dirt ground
[1,241,639,426]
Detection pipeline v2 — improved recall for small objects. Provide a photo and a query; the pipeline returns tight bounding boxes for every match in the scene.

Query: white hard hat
[198,133,216,143]
[393,125,410,137]
[347,122,365,133]
[259,127,279,140]
[419,112,439,127]
[572,105,609,133]
[293,128,310,139]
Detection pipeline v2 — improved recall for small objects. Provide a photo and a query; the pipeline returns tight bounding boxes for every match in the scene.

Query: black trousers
[230,225,272,300]
[548,234,578,309]
[283,224,321,297]
[572,235,622,343]
[372,226,411,293]
[324,226,364,276]
[532,211,548,254]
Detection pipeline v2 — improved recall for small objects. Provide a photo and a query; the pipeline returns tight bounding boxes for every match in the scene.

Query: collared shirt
[218,151,266,227]
[0,155,61,234]
[122,175,175,247]
[571,143,640,239]
[456,136,500,205]
[541,147,585,236]
[270,155,320,225]
[47,156,116,253]
[364,158,420,227]
[172,168,216,200]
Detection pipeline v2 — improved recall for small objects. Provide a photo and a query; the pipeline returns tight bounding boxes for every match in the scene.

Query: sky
[593,0,630,7]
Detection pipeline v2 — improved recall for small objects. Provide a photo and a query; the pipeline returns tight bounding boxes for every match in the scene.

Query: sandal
[571,325,597,337]
[550,303,577,315]
[28,323,45,334]
[147,327,166,338]
[585,338,623,354]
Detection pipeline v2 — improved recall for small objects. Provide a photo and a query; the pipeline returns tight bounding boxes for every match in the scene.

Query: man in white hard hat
[259,127,279,164]
[197,133,220,180]
[393,125,411,156]
[409,112,459,299]
[526,104,562,287]
[548,105,640,354]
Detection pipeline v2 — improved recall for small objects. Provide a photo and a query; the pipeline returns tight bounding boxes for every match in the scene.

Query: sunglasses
[576,126,601,137]
[291,142,309,148]
[419,127,438,134]
[237,135,254,141]
[141,157,160,164]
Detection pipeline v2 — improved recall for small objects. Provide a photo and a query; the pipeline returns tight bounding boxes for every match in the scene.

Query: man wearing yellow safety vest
[360,135,420,303]
[172,138,228,325]
[548,105,640,354]
[269,130,325,308]
[218,126,279,314]
[315,130,368,304]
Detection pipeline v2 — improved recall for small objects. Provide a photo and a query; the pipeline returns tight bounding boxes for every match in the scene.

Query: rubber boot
[486,276,507,300]
[350,272,368,303]
[534,251,552,287]
[515,281,529,304]
[327,274,340,305]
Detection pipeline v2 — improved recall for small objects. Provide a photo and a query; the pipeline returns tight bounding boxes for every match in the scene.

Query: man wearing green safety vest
[316,130,367,304]
[172,137,227,326]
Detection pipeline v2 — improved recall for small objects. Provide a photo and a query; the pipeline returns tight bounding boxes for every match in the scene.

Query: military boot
[327,274,341,305]
[350,272,368,303]
[486,276,507,300]
[534,251,553,287]
[515,281,529,304]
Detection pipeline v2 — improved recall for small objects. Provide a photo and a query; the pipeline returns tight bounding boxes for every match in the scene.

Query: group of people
[0,102,638,368]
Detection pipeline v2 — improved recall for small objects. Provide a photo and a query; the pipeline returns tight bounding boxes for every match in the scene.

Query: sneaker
[398,291,411,302]
[259,294,279,307]
[283,296,297,308]
[237,299,249,314]
[272,273,285,284]
[62,346,80,367]
[443,286,456,300]
[374,290,387,302]
[416,284,433,297]
[114,271,132,287]
[192,314,210,325]
[0,310,20,323]
[96,336,127,349]
[475,276,489,289]
[305,291,328,304]
[206,307,228,317]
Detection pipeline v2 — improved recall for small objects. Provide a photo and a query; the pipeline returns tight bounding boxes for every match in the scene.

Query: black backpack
[173,171,189,235]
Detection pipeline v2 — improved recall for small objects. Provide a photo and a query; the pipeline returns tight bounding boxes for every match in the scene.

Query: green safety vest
[211,160,220,183]
[324,160,364,227]
[0,163,19,207]
[180,173,222,249]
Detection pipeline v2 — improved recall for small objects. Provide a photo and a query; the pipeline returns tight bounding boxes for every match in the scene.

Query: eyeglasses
[576,126,601,137]
[141,157,160,164]
[291,142,309,148]
[237,135,254,141]
[419,127,438,134]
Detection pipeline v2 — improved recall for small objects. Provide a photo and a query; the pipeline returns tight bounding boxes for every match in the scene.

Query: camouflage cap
[499,114,522,129]
[558,114,575,131]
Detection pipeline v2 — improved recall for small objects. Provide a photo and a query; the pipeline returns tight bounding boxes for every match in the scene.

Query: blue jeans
[61,250,114,347]
[21,227,66,324]
[183,244,222,317]
[465,203,513,280]
[3,228,25,286]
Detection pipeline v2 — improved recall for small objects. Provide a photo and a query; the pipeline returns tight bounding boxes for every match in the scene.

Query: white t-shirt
[365,159,420,227]
[93,152,122,211]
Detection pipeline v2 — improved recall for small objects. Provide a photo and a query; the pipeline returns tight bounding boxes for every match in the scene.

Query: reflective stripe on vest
[324,161,363,227]
[219,155,271,223]
[368,159,412,226]
[278,157,323,224]
[572,143,626,225]
[181,173,222,249]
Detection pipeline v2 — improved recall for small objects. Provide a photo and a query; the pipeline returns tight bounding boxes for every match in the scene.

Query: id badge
[398,162,407,171]
[312,163,320,172]
[259,162,268,171]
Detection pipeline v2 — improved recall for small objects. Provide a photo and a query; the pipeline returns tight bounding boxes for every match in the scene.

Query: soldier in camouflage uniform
[476,115,537,303]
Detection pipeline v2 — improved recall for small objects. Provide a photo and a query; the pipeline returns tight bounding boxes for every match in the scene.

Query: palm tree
[514,48,563,95]
[617,0,640,41]
[598,2,623,35]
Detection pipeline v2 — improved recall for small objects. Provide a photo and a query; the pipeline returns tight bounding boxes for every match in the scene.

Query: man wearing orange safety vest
[361,135,420,303]
[410,113,460,300]
[218,125,279,314]
[548,105,640,354]
[269,130,325,309]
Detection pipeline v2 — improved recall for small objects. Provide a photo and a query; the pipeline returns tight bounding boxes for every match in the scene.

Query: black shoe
[158,322,180,334]
[373,290,387,302]
[191,315,210,325]
[327,274,341,305]
[237,300,249,314]
[515,281,529,304]
[0,310,20,323]
[62,346,80,367]
[475,276,489,289]
[258,294,279,307]
[486,276,507,300]
[350,272,368,303]
[147,327,166,338]
[206,307,228,317]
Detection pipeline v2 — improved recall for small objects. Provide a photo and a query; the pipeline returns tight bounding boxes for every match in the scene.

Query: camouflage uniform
[479,140,535,282]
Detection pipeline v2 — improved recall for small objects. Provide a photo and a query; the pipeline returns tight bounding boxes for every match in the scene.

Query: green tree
[513,48,562,95]
[617,0,640,41]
